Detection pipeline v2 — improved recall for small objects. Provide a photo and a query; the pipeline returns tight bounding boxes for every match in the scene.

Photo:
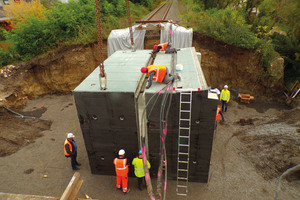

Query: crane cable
[125,0,135,51]
[95,0,107,90]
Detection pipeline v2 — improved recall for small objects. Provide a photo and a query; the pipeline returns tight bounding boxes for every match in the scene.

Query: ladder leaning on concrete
[176,91,192,196]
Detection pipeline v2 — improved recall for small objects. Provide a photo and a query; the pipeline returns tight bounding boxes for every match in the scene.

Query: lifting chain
[125,0,136,51]
[95,0,107,90]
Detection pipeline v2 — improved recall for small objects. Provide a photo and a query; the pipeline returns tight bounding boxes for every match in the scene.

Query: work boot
[123,189,130,194]
[173,74,181,81]
[72,167,80,171]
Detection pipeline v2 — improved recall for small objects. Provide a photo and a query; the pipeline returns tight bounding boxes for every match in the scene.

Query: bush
[0,28,7,41]
[271,33,300,82]
[188,8,258,49]
[0,47,17,66]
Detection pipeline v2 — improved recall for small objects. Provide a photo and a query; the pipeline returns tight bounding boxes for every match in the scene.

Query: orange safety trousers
[116,175,128,192]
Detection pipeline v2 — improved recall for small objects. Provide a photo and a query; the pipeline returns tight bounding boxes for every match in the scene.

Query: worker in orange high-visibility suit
[215,105,225,129]
[151,42,176,55]
[140,65,174,89]
[113,149,130,194]
[216,106,224,122]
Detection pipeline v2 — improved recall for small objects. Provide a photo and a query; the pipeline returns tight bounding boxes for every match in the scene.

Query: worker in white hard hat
[64,133,81,170]
[113,149,130,194]
[220,85,230,112]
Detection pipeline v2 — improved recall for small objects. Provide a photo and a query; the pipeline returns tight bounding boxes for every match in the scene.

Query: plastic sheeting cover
[107,25,146,57]
[160,23,193,49]
[107,23,193,57]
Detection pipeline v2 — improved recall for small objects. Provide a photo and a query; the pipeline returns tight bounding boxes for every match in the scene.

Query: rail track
[140,0,174,22]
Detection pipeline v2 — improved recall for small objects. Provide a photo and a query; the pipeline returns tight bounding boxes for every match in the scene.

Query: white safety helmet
[224,85,228,88]
[67,133,75,139]
[118,149,125,156]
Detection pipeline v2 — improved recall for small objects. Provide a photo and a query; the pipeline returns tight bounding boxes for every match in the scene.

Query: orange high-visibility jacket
[64,139,73,157]
[114,158,128,176]
[216,107,221,121]
[158,42,168,51]
[147,65,167,83]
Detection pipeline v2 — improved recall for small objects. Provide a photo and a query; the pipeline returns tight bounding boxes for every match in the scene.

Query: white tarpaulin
[160,23,193,48]
[107,25,146,57]
[107,23,193,57]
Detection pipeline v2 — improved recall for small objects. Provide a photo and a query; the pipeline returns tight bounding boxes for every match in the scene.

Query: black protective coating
[73,90,218,182]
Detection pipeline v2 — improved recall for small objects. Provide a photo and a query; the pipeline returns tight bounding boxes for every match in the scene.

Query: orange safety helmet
[153,44,158,50]
[141,67,148,73]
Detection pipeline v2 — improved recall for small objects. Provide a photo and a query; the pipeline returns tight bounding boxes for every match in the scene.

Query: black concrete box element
[73,89,218,182]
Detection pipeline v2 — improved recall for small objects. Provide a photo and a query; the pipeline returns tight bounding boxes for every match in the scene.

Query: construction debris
[238,93,254,103]
[0,65,18,78]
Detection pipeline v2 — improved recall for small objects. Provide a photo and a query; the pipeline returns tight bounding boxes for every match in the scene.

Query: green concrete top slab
[74,50,152,93]
[73,48,208,93]
[146,47,208,92]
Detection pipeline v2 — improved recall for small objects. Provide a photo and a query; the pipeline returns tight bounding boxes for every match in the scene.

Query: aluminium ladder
[176,91,192,196]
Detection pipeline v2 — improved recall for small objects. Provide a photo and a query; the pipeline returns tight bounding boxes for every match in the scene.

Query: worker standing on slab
[114,149,130,194]
[132,149,151,190]
[141,65,174,89]
[220,85,230,112]
[64,133,81,170]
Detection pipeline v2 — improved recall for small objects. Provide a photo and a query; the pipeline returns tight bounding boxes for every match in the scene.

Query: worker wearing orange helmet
[113,149,130,194]
[140,65,174,89]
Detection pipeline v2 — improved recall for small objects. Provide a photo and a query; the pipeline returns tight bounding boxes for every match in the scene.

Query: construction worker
[140,65,174,89]
[151,42,176,56]
[132,149,151,190]
[64,133,81,170]
[220,85,230,112]
[113,149,129,194]
[216,105,225,122]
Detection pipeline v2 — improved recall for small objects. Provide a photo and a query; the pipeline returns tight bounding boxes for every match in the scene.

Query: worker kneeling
[132,149,151,190]
[141,65,174,89]
[152,42,176,55]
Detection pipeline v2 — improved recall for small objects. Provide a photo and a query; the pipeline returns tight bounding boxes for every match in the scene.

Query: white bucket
[176,64,183,71]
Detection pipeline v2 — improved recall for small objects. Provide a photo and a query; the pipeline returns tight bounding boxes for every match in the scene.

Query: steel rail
[161,1,173,21]
[144,0,173,21]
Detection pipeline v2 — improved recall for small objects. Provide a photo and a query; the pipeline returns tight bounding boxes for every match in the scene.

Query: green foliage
[184,7,258,48]
[0,47,17,67]
[130,0,154,8]
[182,0,299,84]
[0,0,153,66]
[271,33,300,82]
[40,0,59,8]
[0,28,7,41]
[8,16,54,60]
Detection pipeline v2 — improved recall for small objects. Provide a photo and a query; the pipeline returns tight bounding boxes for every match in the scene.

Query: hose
[275,164,300,200]
[3,106,42,120]
[140,83,174,200]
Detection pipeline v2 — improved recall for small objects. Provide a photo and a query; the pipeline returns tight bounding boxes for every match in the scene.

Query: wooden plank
[68,179,84,200]
[60,172,84,200]
[0,192,58,200]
